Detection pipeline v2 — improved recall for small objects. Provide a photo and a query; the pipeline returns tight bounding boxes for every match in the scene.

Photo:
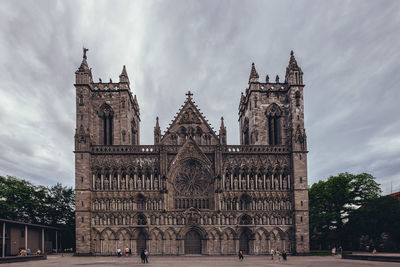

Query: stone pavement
[3,254,399,266]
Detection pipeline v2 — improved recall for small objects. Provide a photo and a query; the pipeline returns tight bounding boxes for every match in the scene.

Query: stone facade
[74,49,309,255]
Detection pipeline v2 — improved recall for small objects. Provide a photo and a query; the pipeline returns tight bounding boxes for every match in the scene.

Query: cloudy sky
[0,0,399,193]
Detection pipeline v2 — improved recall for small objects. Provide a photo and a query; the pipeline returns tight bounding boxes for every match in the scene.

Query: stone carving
[178,107,201,124]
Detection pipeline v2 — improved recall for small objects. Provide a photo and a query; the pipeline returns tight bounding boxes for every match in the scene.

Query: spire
[266,75,269,83]
[154,116,161,145]
[220,116,225,129]
[288,50,300,70]
[285,50,303,85]
[75,47,92,84]
[249,62,259,83]
[119,65,130,84]
[276,75,280,83]
[219,116,227,145]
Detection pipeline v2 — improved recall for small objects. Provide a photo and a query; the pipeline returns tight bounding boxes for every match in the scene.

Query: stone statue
[241,178,247,190]
[274,177,279,190]
[283,178,288,190]
[258,178,263,190]
[146,178,150,190]
[137,178,142,190]
[129,178,133,190]
[112,178,117,190]
[250,178,254,190]
[104,178,109,190]
[95,179,100,190]
[225,177,230,190]
[234,178,239,190]
[154,178,159,189]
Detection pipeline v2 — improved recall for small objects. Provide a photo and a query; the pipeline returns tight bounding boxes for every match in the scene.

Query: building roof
[0,219,62,230]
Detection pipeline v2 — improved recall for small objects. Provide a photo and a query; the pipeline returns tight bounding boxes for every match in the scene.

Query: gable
[160,95,219,145]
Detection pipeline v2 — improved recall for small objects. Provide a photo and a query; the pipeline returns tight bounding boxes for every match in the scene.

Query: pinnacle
[249,62,259,80]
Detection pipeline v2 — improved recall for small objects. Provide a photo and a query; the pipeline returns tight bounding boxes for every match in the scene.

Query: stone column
[263,174,266,190]
[101,173,104,190]
[255,174,258,189]
[288,175,291,189]
[2,222,5,258]
[280,174,283,190]
[41,228,45,252]
[231,174,234,190]
[222,173,225,190]
[25,225,28,249]
[117,172,120,190]
[238,173,241,190]
[271,174,274,190]
[247,174,250,190]
[92,174,95,190]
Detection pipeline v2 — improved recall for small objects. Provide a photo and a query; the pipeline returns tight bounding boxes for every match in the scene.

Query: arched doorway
[239,231,250,254]
[184,230,201,254]
[137,232,146,254]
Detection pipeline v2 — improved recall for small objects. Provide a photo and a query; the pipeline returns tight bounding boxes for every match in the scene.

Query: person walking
[238,249,244,261]
[270,249,274,260]
[140,249,146,263]
[144,249,149,263]
[282,249,287,261]
[276,249,281,261]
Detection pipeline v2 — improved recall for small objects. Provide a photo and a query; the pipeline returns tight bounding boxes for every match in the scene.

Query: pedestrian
[117,248,121,257]
[276,249,281,261]
[270,249,274,260]
[140,249,146,263]
[282,249,287,261]
[129,247,132,256]
[238,249,244,261]
[331,247,336,256]
[144,249,149,263]
[372,248,377,254]
[125,247,129,256]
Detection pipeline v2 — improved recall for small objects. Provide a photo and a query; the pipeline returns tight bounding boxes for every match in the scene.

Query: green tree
[309,172,381,249]
[347,196,400,251]
[0,175,75,250]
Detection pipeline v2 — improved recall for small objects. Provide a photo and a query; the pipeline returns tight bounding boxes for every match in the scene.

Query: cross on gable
[186,91,193,99]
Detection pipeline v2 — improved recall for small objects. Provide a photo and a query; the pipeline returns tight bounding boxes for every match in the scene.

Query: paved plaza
[3,254,399,267]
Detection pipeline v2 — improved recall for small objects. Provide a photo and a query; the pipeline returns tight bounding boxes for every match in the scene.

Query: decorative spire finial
[186,91,193,99]
[83,47,89,59]
[276,75,280,83]
[266,75,269,83]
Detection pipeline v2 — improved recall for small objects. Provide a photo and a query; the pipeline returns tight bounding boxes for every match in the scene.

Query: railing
[224,145,290,153]
[91,145,158,154]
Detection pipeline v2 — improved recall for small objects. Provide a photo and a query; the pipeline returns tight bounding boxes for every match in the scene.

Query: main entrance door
[239,232,249,254]
[184,230,201,254]
[137,232,146,254]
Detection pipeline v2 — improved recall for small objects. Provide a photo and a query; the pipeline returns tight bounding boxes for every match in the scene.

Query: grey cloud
[0,0,399,193]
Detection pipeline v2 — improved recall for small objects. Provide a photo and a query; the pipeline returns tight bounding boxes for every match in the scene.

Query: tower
[238,51,309,254]
[74,48,140,255]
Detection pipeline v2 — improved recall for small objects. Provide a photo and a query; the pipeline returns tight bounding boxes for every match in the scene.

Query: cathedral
[74,49,309,255]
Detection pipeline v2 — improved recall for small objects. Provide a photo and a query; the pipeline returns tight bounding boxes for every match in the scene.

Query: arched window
[136,194,146,210]
[239,214,252,225]
[131,120,137,145]
[295,91,301,107]
[99,103,114,145]
[266,104,282,145]
[137,213,147,225]
[240,194,252,210]
[243,118,250,145]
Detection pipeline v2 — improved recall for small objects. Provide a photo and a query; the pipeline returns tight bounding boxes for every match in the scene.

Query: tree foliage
[347,196,400,251]
[309,172,381,249]
[0,175,75,249]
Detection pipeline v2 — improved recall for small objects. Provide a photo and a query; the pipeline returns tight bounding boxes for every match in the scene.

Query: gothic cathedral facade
[74,50,309,255]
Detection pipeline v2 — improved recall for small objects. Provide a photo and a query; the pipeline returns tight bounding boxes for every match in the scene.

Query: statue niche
[174,159,211,197]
